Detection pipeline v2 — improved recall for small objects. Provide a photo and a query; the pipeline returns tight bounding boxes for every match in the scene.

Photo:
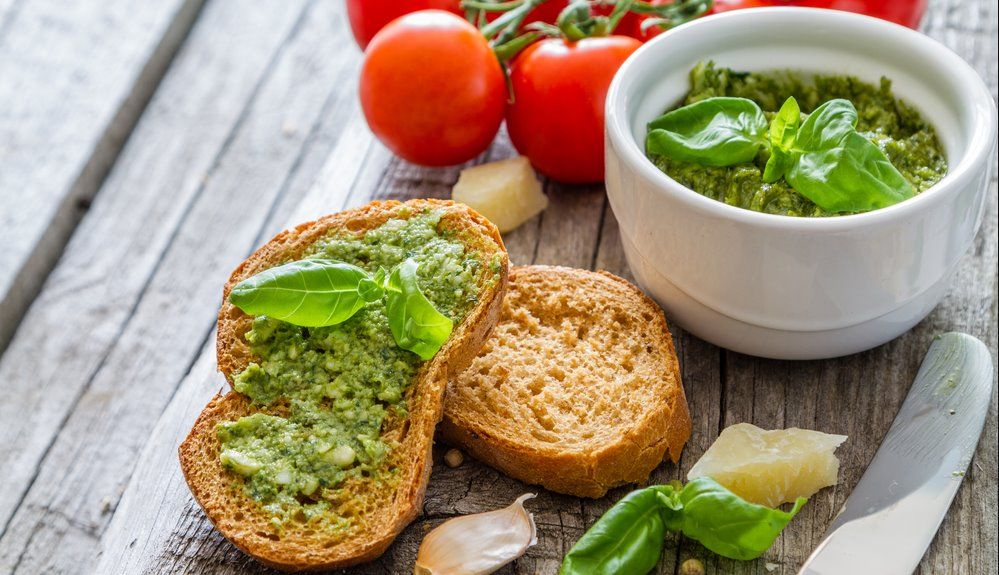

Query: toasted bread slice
[179,200,508,572]
[441,265,690,498]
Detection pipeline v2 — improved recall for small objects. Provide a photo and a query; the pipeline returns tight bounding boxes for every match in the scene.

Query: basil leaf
[762,96,801,183]
[646,97,768,166]
[770,96,801,150]
[795,98,859,149]
[384,258,453,360]
[560,486,678,575]
[788,99,913,212]
[229,259,380,327]
[561,478,804,572]
[667,477,805,561]
[788,131,915,212]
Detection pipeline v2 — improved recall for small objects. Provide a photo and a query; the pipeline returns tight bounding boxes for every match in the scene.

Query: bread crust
[441,265,690,498]
[179,200,508,572]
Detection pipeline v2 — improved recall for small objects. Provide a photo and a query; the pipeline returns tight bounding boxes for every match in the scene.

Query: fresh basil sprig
[560,477,805,575]
[382,258,454,360]
[228,260,383,327]
[646,95,915,213]
[764,98,914,212]
[762,96,801,183]
[559,486,676,575]
[646,97,768,166]
[667,478,805,560]
[229,258,454,360]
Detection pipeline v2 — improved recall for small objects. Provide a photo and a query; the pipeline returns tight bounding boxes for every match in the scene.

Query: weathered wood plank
[93,93,390,575]
[95,1,997,574]
[0,0,305,539]
[913,176,998,575]
[0,0,205,352]
[593,204,725,575]
[0,2,368,571]
[697,0,999,572]
[93,136,664,575]
[0,0,21,35]
[692,183,998,575]
[923,0,999,102]
[0,0,333,571]
[285,114,393,227]
[91,131,390,575]
[362,146,627,575]
[478,132,543,265]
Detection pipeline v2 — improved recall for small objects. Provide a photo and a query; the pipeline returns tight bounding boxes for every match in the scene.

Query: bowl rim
[605,6,998,231]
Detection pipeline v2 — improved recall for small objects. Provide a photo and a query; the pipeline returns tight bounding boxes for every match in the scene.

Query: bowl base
[621,232,950,360]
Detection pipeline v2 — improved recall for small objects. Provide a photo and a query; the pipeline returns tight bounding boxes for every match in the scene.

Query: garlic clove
[414,493,537,575]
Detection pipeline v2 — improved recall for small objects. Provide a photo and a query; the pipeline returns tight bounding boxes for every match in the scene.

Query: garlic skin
[414,493,537,575]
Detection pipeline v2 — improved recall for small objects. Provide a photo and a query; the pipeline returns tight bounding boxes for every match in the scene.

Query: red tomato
[506,36,641,183]
[604,10,652,40]
[346,0,462,49]
[711,0,774,12]
[521,0,568,25]
[795,0,926,28]
[710,0,926,29]
[360,11,506,167]
[617,0,674,41]
[483,1,566,26]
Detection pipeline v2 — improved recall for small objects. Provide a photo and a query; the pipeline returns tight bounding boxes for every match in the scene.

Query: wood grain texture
[0,0,306,546]
[0,0,205,353]
[93,76,390,575]
[0,0,359,572]
[905,8,999,569]
[24,0,999,573]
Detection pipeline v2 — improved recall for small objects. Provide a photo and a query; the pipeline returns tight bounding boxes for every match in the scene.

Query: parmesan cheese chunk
[688,423,847,507]
[452,156,547,233]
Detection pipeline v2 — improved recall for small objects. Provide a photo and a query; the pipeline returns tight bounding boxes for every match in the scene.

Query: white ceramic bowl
[604,7,997,360]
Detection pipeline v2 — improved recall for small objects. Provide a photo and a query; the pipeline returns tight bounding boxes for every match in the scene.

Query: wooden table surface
[1,1,996,573]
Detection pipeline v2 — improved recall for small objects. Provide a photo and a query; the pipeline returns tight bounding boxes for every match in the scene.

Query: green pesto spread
[218,209,486,527]
[649,62,948,217]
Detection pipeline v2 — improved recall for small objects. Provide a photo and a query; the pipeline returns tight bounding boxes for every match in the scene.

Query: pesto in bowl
[646,62,948,217]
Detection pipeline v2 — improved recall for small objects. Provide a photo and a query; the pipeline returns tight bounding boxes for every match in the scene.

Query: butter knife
[799,332,993,575]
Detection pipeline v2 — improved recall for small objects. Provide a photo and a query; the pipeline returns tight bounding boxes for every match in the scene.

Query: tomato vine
[462,0,714,61]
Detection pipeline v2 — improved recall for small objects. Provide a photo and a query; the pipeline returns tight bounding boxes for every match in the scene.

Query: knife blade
[799,332,993,575]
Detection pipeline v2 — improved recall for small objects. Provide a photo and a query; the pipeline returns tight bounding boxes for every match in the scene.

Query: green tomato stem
[493,31,544,62]
[635,0,713,34]
[479,0,713,83]
[556,1,595,40]
[605,0,635,31]
[478,0,547,41]
[462,0,525,11]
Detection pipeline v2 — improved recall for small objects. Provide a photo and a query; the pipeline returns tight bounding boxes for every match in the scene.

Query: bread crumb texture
[179,200,508,571]
[443,266,691,498]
